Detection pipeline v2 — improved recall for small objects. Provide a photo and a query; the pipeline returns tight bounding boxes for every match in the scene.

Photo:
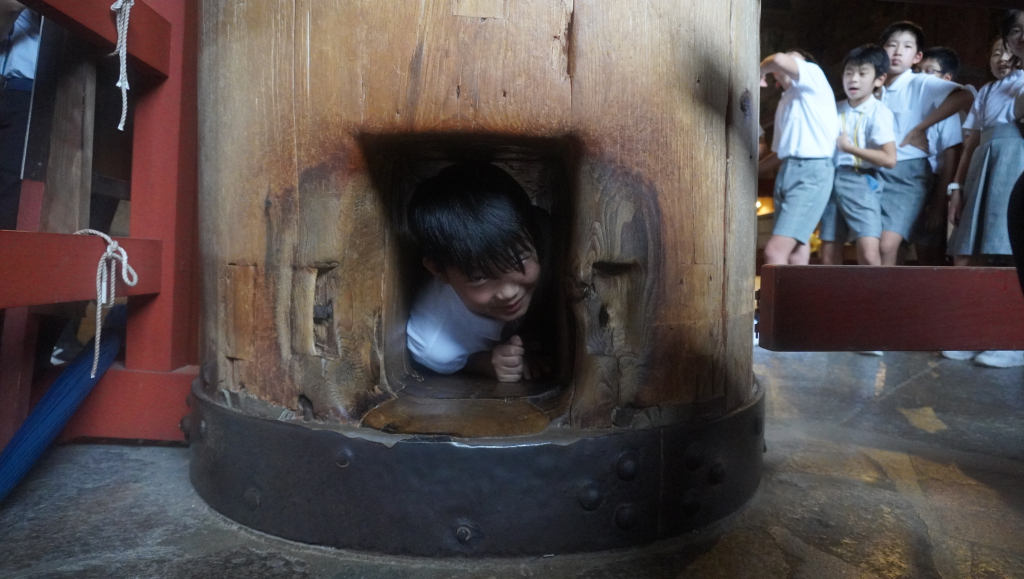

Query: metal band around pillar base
[187,385,765,557]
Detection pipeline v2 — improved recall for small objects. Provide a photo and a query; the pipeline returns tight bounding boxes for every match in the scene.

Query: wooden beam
[881,0,1023,7]
[126,0,200,372]
[59,364,196,442]
[757,265,1024,352]
[19,0,171,78]
[0,231,162,309]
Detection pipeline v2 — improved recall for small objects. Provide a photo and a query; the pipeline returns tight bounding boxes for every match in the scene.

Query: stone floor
[1,348,1023,578]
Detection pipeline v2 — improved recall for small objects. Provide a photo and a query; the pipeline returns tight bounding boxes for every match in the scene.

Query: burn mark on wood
[569,161,663,428]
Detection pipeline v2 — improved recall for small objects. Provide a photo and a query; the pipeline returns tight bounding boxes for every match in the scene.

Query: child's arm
[926,145,960,230]
[949,130,981,226]
[837,134,897,169]
[902,89,975,152]
[759,53,800,86]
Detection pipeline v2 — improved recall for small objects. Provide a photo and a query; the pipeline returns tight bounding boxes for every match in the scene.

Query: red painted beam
[126,0,200,372]
[0,231,162,309]
[20,0,170,77]
[758,266,1024,352]
[59,364,196,442]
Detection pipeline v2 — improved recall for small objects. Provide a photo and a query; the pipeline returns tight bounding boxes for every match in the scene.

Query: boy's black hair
[408,162,540,279]
[842,44,890,79]
[878,21,926,53]
[920,46,961,79]
[786,48,817,65]
[1002,9,1023,44]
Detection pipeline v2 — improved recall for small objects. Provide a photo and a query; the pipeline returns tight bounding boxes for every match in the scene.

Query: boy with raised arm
[877,22,975,265]
[760,50,840,266]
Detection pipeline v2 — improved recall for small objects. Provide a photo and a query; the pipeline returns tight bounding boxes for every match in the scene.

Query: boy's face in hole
[917,58,952,81]
[426,251,541,323]
[842,63,884,101]
[883,31,921,76]
[990,39,1015,80]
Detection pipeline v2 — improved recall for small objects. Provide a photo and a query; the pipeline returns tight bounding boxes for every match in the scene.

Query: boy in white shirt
[819,45,897,267]
[760,49,840,265]
[877,22,975,265]
[913,47,967,265]
[405,163,551,383]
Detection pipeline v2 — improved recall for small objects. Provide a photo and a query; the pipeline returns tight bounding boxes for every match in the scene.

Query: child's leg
[765,235,800,265]
[952,255,973,267]
[769,158,835,266]
[879,160,932,267]
[821,242,844,265]
[789,242,811,265]
[880,231,903,266]
[855,237,881,266]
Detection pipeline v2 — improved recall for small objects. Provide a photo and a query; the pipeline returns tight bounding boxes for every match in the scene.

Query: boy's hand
[836,131,853,153]
[759,74,769,88]
[491,336,525,383]
[900,126,930,153]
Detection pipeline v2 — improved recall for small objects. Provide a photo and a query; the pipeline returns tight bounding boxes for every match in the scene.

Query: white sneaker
[974,350,1024,368]
[942,351,979,361]
[858,351,883,357]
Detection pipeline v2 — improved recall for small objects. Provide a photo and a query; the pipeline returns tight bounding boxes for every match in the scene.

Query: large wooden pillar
[192,0,762,555]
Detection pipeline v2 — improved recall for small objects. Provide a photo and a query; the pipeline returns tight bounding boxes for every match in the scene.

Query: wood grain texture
[39,35,95,234]
[198,0,758,429]
[759,266,1024,352]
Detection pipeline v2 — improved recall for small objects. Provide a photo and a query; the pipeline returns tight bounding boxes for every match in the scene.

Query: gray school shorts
[878,158,932,240]
[819,166,884,242]
[773,157,836,245]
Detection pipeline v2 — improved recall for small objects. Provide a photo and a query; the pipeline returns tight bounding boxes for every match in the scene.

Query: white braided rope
[110,0,134,131]
[74,229,138,378]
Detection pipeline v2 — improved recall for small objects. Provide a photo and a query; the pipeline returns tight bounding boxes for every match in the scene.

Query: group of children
[762,12,1024,368]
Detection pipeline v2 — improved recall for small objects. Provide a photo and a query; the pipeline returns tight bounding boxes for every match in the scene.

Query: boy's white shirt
[833,97,896,169]
[772,59,840,160]
[406,277,504,374]
[879,70,961,162]
[926,114,964,173]
[965,69,1024,131]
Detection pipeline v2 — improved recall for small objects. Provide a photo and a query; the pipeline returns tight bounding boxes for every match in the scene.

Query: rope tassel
[110,0,134,131]
[74,229,138,377]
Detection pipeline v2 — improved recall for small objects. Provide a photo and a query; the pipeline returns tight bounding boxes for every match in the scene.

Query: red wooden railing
[0,0,197,447]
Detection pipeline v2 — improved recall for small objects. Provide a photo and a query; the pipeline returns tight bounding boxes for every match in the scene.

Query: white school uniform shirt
[879,71,961,161]
[772,59,840,160]
[833,97,896,170]
[964,69,1024,131]
[927,115,964,174]
[406,277,504,374]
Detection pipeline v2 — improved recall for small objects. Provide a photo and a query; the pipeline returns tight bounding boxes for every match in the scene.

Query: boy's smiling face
[843,63,884,104]
[429,251,541,323]
[883,31,922,77]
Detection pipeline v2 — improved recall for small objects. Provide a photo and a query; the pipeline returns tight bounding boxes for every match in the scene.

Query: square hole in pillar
[359,134,578,404]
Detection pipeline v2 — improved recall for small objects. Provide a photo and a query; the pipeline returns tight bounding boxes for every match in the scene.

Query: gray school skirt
[878,158,933,239]
[948,123,1024,257]
[773,157,835,245]
[819,166,884,242]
